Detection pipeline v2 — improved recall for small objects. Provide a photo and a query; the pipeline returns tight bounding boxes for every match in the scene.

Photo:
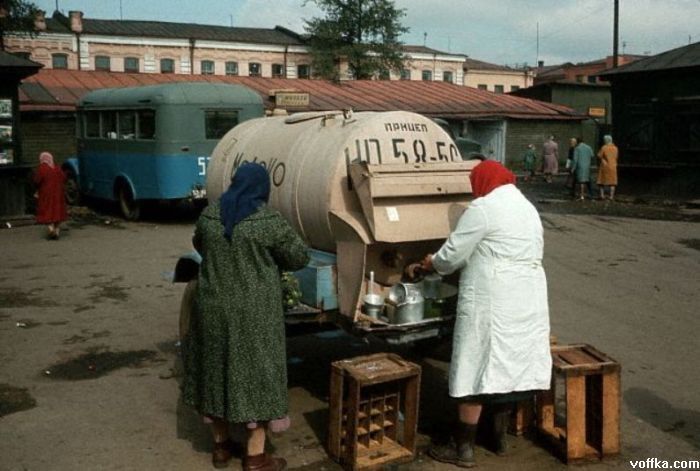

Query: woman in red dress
[34,152,67,239]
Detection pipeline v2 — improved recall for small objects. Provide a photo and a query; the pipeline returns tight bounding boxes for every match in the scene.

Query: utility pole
[613,0,619,67]
[536,22,539,66]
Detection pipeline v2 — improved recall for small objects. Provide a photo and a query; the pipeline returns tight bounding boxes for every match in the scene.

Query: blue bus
[64,82,264,219]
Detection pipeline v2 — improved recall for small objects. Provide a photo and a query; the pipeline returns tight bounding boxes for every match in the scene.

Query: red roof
[19,69,583,120]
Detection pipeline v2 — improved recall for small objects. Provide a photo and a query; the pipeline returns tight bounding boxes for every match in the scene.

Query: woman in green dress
[182,162,309,470]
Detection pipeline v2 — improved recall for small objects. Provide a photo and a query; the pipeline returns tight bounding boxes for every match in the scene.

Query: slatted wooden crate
[328,353,421,471]
[536,344,621,463]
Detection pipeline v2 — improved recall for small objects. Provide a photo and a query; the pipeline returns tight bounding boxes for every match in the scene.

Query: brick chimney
[69,10,83,33]
[34,10,47,31]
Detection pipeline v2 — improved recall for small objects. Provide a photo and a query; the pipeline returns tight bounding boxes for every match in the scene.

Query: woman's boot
[492,405,511,456]
[243,453,287,471]
[428,422,477,468]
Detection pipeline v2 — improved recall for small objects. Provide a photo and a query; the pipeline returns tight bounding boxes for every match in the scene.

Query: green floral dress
[181,202,309,423]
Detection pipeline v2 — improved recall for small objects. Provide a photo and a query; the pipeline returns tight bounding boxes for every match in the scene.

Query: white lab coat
[432,184,551,397]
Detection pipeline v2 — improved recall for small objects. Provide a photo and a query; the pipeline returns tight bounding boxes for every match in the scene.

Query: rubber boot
[428,422,477,468]
[492,405,511,456]
[243,453,287,471]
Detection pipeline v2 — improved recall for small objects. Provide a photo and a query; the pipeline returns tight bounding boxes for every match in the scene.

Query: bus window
[205,110,239,140]
[137,110,155,139]
[119,111,136,139]
[102,111,117,139]
[85,111,100,138]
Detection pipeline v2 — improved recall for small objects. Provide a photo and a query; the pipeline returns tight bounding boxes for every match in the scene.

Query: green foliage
[0,0,40,51]
[304,0,409,80]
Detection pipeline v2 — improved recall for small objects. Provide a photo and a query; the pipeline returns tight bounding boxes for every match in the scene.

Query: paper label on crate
[386,207,400,222]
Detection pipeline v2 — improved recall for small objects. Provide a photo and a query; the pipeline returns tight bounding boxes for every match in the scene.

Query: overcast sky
[34,0,700,66]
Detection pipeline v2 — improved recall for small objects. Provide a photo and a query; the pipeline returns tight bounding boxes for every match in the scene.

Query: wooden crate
[536,344,621,463]
[328,353,421,471]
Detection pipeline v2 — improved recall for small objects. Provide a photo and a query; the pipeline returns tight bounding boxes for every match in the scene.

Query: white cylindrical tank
[207,111,462,251]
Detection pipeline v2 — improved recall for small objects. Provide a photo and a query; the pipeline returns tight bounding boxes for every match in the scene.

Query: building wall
[7,33,77,69]
[20,112,76,166]
[505,120,584,171]
[464,69,534,93]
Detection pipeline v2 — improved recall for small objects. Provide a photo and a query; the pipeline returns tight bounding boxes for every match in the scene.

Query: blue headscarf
[220,162,270,241]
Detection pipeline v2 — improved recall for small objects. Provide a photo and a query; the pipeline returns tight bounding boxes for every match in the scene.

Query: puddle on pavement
[47,321,69,326]
[678,238,700,251]
[73,305,95,313]
[68,207,125,230]
[0,383,37,417]
[62,330,110,345]
[44,348,158,380]
[88,278,129,303]
[0,288,57,308]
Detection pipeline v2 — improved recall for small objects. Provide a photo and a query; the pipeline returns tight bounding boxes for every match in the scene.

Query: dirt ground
[1,179,699,470]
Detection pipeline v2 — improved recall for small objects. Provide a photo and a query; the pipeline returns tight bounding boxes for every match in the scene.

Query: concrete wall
[464,69,534,93]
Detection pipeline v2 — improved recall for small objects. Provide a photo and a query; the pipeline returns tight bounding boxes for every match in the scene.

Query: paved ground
[1,184,699,470]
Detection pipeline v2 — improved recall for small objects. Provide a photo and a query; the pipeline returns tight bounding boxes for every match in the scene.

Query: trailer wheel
[179,279,198,341]
[64,170,81,206]
[118,183,140,220]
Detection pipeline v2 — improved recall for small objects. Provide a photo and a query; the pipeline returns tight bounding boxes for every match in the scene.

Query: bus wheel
[118,184,141,220]
[64,170,81,206]
[179,279,198,341]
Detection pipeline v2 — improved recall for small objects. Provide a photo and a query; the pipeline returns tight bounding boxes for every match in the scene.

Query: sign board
[588,107,606,118]
[0,99,12,119]
[275,92,310,108]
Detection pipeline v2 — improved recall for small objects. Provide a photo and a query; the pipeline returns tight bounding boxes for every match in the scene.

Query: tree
[0,0,39,51]
[304,0,409,80]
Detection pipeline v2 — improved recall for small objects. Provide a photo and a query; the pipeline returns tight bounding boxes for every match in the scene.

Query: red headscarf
[469,160,516,197]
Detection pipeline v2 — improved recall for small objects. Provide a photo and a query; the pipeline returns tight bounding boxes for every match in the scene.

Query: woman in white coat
[417,160,552,468]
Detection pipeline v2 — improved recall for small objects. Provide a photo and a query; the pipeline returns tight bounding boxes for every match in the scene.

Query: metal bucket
[363,293,384,319]
[387,283,425,324]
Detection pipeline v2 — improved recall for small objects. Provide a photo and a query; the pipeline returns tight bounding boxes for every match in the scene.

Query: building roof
[600,42,700,77]
[402,45,463,57]
[463,58,525,72]
[0,51,43,79]
[43,11,304,45]
[18,69,583,121]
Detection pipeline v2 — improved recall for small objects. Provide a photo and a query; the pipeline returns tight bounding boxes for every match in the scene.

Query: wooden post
[601,371,621,455]
[537,375,556,434]
[566,375,587,460]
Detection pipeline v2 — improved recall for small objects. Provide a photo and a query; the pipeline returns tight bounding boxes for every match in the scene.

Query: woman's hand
[421,254,434,273]
[405,263,423,280]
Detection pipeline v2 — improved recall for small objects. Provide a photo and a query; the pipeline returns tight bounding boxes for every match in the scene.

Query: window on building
[443,71,453,83]
[248,62,261,77]
[400,69,410,80]
[52,53,68,69]
[421,70,432,81]
[124,57,139,73]
[272,63,284,78]
[205,110,239,139]
[378,69,390,80]
[137,110,156,139]
[225,61,239,76]
[494,85,505,94]
[587,75,597,84]
[297,64,310,79]
[95,55,111,71]
[510,85,520,92]
[575,74,585,83]
[477,84,488,90]
[160,58,174,74]
[13,51,31,60]
[201,60,215,75]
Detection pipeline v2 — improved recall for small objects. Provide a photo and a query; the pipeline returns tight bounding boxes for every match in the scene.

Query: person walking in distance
[541,135,559,183]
